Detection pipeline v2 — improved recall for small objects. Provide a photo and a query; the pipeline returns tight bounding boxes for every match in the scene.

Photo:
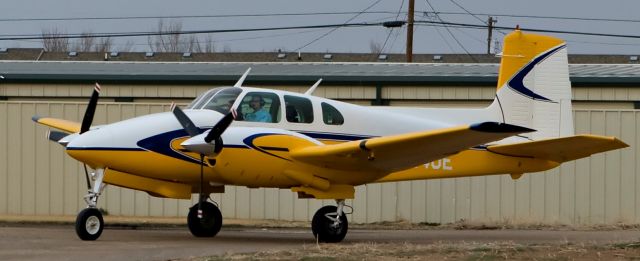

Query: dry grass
[2,215,640,232]
[189,241,640,260]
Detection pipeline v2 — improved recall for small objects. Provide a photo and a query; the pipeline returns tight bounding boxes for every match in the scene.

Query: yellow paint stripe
[497,30,565,90]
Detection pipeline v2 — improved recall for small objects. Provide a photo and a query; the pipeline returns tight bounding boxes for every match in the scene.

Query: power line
[0,11,401,23]
[413,20,640,39]
[0,22,386,41]
[377,0,406,55]
[3,19,640,44]
[424,0,478,62]
[293,0,385,51]
[446,0,506,36]
[1,10,638,24]
[423,11,640,23]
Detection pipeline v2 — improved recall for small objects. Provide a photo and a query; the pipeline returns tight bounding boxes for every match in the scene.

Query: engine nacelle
[180,133,222,157]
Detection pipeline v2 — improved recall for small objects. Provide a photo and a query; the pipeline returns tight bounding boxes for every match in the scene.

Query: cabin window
[284,95,314,123]
[237,92,281,123]
[321,102,344,125]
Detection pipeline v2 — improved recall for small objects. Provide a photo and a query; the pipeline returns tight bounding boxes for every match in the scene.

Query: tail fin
[488,29,573,141]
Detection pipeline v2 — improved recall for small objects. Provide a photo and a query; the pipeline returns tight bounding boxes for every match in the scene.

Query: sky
[0,0,639,54]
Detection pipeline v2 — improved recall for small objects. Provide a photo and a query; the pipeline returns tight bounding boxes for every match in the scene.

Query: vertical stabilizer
[488,29,574,141]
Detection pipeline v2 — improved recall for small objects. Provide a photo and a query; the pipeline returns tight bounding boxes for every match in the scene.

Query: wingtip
[31,115,41,122]
[470,122,536,133]
[612,137,630,148]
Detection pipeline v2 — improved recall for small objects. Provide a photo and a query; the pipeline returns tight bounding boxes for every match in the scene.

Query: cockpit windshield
[186,87,242,114]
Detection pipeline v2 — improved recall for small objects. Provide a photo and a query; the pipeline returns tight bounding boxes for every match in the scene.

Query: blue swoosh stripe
[507,45,565,102]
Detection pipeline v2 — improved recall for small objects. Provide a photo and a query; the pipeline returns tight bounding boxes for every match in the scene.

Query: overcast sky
[1,0,639,54]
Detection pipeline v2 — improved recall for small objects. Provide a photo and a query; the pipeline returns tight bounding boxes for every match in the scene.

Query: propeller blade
[47,130,68,142]
[171,103,201,137]
[80,83,102,134]
[204,112,234,143]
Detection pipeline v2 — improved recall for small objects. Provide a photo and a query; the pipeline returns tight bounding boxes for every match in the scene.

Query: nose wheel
[75,208,104,240]
[187,201,223,237]
[312,199,349,243]
[75,168,107,241]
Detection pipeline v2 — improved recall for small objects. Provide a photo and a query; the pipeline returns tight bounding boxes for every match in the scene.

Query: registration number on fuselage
[424,158,452,170]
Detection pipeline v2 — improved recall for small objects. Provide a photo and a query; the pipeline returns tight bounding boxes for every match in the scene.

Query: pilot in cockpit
[244,95,272,123]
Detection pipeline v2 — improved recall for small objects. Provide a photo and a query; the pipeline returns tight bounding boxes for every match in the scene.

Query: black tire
[75,208,104,241]
[312,205,348,243]
[188,202,223,237]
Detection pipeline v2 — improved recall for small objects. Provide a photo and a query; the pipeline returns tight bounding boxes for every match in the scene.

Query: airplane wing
[487,134,628,163]
[290,122,534,173]
[32,115,81,133]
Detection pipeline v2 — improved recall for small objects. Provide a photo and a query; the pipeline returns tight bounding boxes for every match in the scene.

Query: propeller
[78,82,103,191]
[80,83,102,134]
[170,103,235,218]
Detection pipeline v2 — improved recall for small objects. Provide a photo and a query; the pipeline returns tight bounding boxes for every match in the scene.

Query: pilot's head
[250,95,265,110]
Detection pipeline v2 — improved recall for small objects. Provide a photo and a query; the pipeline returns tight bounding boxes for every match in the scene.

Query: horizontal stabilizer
[32,115,81,133]
[487,134,629,163]
[291,122,533,173]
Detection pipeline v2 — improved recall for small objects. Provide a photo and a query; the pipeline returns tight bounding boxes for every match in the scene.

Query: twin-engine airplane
[33,29,627,242]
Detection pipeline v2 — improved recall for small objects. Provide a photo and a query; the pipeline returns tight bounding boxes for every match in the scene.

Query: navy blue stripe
[224,144,249,149]
[242,133,291,161]
[507,45,565,102]
[297,131,375,141]
[136,129,204,165]
[66,147,144,151]
[259,146,289,152]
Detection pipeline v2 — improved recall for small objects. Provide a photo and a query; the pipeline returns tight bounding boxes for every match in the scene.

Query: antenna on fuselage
[233,68,252,87]
[304,78,323,96]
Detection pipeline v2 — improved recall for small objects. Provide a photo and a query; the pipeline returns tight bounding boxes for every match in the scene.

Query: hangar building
[0,49,638,225]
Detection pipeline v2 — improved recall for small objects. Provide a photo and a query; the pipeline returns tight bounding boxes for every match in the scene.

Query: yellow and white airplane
[33,29,627,242]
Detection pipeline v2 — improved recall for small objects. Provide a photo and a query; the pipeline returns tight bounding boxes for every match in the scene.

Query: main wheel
[312,205,348,243]
[75,208,104,241]
[188,202,223,237]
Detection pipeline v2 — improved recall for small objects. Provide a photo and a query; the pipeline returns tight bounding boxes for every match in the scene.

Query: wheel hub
[85,216,100,235]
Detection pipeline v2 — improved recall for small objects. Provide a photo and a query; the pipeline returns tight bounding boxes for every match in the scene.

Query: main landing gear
[76,168,106,241]
[312,199,349,243]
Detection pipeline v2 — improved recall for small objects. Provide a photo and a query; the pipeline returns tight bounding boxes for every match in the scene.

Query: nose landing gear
[312,199,349,243]
[187,197,223,237]
[75,168,106,241]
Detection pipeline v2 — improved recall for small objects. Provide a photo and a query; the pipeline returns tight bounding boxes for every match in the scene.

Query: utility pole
[406,0,415,62]
[486,16,497,54]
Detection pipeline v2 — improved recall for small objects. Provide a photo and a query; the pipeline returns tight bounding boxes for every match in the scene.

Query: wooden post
[406,0,415,62]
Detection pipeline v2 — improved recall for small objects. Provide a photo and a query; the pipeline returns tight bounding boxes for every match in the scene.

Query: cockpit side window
[236,92,281,123]
[321,102,344,125]
[200,87,242,114]
[186,88,223,109]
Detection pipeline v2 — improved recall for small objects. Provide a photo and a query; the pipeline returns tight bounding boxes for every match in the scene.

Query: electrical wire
[0,22,386,41]
[423,11,640,23]
[446,0,506,36]
[293,0,385,51]
[0,11,400,22]
[424,0,478,61]
[419,12,455,52]
[377,0,406,55]
[0,10,637,24]
[413,20,640,39]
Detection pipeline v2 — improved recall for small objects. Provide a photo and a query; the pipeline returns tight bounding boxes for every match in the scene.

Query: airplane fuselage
[65,87,557,191]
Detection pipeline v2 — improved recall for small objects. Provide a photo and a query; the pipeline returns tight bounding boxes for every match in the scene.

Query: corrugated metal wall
[3,83,640,102]
[0,101,637,225]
